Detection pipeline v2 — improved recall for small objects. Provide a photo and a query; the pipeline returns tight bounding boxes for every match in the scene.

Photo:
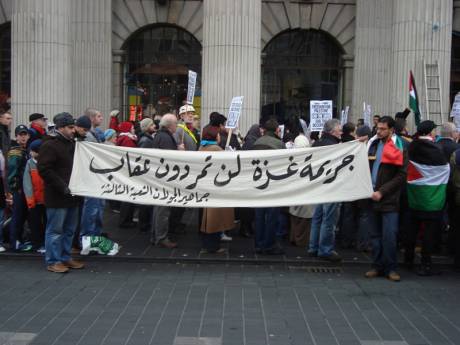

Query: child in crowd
[23,139,46,253]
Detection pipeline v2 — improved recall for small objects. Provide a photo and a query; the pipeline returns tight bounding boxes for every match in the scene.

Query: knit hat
[75,115,91,130]
[53,112,75,128]
[29,139,42,153]
[140,118,154,133]
[119,121,133,133]
[104,129,116,141]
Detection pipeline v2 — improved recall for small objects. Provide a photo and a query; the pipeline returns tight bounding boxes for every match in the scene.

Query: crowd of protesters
[0,103,459,280]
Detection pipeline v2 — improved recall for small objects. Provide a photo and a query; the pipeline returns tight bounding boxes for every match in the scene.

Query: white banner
[310,100,333,131]
[226,96,244,129]
[450,93,460,130]
[69,141,373,208]
[186,70,197,105]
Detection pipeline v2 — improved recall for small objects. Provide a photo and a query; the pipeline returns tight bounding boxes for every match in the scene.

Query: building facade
[0,0,458,133]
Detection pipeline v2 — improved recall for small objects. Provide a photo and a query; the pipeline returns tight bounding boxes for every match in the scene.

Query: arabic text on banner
[69,141,373,208]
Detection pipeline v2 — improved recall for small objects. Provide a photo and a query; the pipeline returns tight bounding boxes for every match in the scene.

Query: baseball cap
[417,120,438,136]
[179,105,195,115]
[15,125,29,136]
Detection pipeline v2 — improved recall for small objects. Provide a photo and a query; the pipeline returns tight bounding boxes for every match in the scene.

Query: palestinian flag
[367,134,404,166]
[409,71,421,126]
[407,140,450,211]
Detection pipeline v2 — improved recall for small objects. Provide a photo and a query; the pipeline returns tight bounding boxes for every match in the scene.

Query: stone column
[11,0,72,126]
[112,50,126,116]
[341,55,354,120]
[71,0,112,123]
[202,0,261,134]
[352,0,393,120]
[390,0,452,127]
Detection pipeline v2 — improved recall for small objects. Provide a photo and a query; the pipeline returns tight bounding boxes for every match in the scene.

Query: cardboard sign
[226,96,244,129]
[451,93,460,130]
[186,70,197,105]
[310,100,333,131]
[341,106,349,125]
[363,103,371,127]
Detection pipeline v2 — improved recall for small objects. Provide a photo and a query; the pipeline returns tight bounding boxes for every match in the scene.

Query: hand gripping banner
[69,141,373,208]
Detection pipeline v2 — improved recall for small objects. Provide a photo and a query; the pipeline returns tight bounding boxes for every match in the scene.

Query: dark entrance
[123,25,202,118]
[261,29,343,124]
[0,22,10,110]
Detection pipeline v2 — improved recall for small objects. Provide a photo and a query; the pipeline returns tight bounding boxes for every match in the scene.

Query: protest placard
[451,93,460,130]
[310,100,333,131]
[363,103,371,127]
[225,96,244,129]
[186,70,197,105]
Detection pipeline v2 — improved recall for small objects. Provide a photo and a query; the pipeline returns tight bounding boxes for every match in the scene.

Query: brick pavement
[0,260,459,345]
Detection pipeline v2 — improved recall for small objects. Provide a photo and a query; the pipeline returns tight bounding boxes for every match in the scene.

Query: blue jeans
[368,210,399,273]
[80,197,105,238]
[10,191,28,248]
[255,207,280,250]
[308,203,339,256]
[45,207,79,265]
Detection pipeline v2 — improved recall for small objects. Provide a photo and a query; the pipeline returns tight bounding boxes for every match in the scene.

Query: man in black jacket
[307,119,342,262]
[151,114,181,248]
[365,116,407,282]
[0,110,12,156]
[38,112,84,273]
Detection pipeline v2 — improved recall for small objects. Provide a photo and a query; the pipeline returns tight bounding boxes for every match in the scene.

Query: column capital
[341,54,354,68]
[112,49,126,63]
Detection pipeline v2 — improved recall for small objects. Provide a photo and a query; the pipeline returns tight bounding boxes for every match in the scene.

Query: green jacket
[7,144,29,193]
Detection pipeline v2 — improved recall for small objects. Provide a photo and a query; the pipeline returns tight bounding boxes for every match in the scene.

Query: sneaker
[365,269,381,278]
[47,263,69,273]
[318,251,342,262]
[0,245,5,253]
[158,239,178,249]
[387,271,401,282]
[220,233,232,242]
[16,242,33,252]
[36,246,46,254]
[63,259,85,269]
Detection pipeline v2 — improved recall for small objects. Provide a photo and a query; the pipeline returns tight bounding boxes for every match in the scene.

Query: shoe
[158,239,178,249]
[220,233,232,242]
[63,259,85,269]
[318,251,342,262]
[307,251,318,257]
[263,247,285,255]
[36,246,46,254]
[0,245,5,253]
[47,263,69,273]
[119,222,137,228]
[387,271,401,282]
[365,269,381,278]
[16,242,33,252]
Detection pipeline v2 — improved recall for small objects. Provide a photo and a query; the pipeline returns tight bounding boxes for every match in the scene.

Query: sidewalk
[2,208,454,267]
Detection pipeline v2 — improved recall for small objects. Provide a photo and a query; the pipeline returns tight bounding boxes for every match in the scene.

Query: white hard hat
[179,105,195,115]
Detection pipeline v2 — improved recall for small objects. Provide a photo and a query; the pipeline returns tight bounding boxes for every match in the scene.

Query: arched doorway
[0,22,10,110]
[122,24,202,118]
[261,29,344,124]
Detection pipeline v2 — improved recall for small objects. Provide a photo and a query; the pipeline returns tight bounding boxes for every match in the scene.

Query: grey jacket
[173,122,198,151]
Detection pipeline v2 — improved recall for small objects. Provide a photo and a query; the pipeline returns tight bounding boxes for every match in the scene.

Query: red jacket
[109,116,120,132]
[116,134,137,147]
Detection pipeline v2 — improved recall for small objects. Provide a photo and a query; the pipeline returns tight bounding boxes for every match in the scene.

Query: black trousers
[29,204,46,249]
[201,232,221,252]
[119,202,135,226]
[453,210,460,268]
[404,210,442,266]
[138,205,152,232]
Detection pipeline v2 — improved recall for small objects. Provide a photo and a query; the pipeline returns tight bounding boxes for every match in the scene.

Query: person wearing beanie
[28,113,47,145]
[103,129,117,145]
[38,112,84,273]
[23,139,46,253]
[137,117,156,233]
[116,121,137,147]
[75,115,91,141]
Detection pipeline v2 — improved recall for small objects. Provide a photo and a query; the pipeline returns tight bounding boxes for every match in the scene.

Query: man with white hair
[150,114,182,249]
[437,122,459,161]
